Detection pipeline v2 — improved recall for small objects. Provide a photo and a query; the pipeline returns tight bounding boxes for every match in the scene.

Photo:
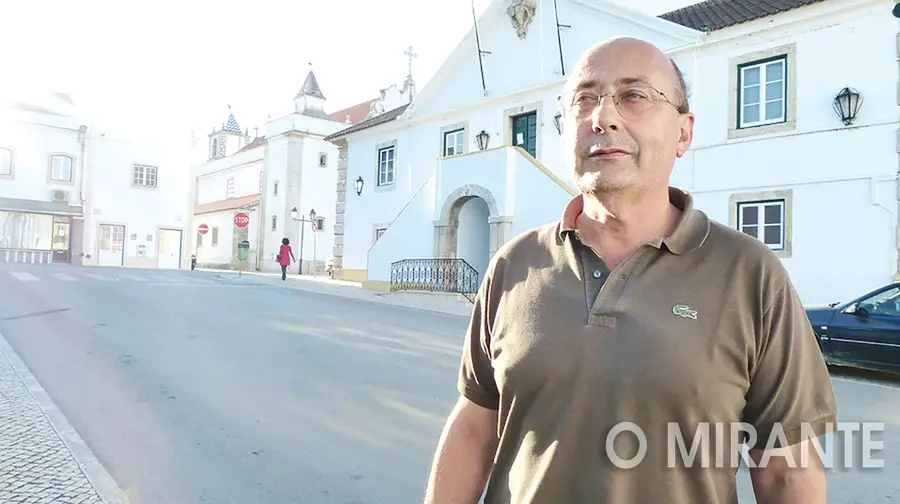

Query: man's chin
[575,170,632,195]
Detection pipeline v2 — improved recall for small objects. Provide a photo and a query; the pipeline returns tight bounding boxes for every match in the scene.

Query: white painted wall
[259,113,343,273]
[667,0,899,305]
[340,0,899,305]
[0,111,85,205]
[193,207,260,267]
[362,147,574,280]
[196,162,262,205]
[409,0,700,119]
[83,135,192,268]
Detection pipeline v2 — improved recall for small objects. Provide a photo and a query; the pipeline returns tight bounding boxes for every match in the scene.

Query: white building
[189,71,373,274]
[0,92,192,268]
[325,0,900,307]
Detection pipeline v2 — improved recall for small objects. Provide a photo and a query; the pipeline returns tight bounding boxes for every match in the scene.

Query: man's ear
[676,113,695,158]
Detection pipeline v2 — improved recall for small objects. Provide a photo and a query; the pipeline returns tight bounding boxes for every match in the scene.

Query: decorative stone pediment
[507,0,537,39]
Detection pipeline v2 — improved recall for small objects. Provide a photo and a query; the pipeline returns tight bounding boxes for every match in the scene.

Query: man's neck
[576,186,680,267]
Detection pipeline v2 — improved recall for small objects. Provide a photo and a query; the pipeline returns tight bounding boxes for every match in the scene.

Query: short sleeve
[742,277,838,449]
[457,264,501,410]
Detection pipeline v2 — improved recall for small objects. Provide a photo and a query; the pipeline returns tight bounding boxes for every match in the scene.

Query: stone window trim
[729,189,793,258]
[503,101,543,160]
[131,163,159,190]
[372,222,390,245]
[0,147,13,179]
[375,139,397,193]
[440,121,469,158]
[728,43,797,140]
[211,226,220,246]
[47,153,75,185]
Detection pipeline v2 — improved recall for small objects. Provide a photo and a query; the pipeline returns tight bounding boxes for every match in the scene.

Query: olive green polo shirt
[458,187,837,504]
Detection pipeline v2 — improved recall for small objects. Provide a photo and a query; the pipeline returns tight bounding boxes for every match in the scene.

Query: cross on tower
[404,46,418,76]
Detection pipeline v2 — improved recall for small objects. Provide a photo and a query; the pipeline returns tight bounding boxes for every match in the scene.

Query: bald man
[423,37,837,504]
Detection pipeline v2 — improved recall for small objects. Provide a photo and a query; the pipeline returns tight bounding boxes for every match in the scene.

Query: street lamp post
[290,207,316,275]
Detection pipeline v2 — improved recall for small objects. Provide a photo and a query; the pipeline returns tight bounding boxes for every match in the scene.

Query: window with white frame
[226,177,235,198]
[738,56,786,128]
[211,226,219,246]
[737,200,785,249]
[0,148,11,176]
[132,164,158,188]
[443,129,464,157]
[375,227,386,243]
[377,146,395,186]
[271,215,277,231]
[319,153,328,167]
[50,155,73,182]
[273,180,279,196]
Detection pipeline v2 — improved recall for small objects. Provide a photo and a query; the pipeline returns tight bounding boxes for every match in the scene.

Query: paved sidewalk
[0,333,127,504]
[200,268,476,317]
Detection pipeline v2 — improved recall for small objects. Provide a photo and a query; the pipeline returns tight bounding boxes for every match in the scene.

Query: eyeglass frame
[556,83,687,121]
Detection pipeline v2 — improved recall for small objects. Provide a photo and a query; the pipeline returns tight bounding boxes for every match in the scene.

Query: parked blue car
[806,282,900,373]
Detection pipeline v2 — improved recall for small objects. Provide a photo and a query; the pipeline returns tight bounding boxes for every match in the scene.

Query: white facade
[0,93,192,269]
[188,71,348,274]
[82,135,192,269]
[328,0,900,307]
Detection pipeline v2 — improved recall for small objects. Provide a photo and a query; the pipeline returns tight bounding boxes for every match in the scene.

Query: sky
[0,0,696,147]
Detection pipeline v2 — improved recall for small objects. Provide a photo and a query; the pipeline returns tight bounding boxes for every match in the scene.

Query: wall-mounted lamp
[475,130,491,151]
[354,176,364,196]
[553,112,562,134]
[833,87,862,126]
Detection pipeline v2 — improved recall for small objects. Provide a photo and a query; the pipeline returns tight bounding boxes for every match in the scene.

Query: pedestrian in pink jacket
[277,237,295,280]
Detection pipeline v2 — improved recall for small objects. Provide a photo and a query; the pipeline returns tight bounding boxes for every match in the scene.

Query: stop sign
[197,224,209,235]
[234,212,250,228]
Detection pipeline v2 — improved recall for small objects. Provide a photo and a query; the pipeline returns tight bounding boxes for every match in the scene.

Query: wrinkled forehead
[565,42,674,95]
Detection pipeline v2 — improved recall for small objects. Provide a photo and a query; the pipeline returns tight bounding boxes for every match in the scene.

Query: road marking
[10,272,39,282]
[118,273,147,281]
[49,273,78,281]
[83,273,114,281]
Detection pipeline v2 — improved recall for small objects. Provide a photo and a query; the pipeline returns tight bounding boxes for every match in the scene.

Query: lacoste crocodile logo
[672,304,698,320]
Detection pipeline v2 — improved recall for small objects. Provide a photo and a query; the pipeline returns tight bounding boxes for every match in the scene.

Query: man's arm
[748,438,827,504]
[742,262,837,504]
[424,397,499,504]
[425,256,503,504]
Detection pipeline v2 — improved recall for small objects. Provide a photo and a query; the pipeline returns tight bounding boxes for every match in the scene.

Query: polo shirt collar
[556,187,709,255]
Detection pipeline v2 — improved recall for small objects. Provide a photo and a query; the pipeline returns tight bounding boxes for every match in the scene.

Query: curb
[0,331,130,504]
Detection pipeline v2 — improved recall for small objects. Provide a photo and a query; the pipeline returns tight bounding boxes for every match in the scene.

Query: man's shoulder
[702,216,792,288]
[482,222,562,278]
[495,222,562,260]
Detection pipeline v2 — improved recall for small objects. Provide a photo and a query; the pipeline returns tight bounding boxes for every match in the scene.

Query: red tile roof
[328,99,377,125]
[194,194,261,215]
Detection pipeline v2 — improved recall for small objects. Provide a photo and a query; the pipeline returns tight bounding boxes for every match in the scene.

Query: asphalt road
[0,263,898,503]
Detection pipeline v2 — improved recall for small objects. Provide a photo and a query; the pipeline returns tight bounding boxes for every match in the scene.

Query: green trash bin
[237,240,250,261]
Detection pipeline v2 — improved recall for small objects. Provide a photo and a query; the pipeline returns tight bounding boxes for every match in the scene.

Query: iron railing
[390,258,480,303]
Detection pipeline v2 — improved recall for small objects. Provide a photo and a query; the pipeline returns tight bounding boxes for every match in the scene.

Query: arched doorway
[454,196,491,277]
[434,185,512,280]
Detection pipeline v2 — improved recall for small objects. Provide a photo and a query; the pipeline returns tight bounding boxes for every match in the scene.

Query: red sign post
[234,212,250,228]
[198,224,209,235]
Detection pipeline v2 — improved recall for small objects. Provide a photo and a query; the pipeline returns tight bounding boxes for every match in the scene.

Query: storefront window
[0,211,54,250]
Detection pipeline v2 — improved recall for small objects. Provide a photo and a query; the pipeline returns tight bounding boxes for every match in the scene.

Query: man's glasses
[558,85,681,120]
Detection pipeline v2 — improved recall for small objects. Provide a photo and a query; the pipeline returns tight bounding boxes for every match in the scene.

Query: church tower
[208,106,250,160]
[294,69,329,119]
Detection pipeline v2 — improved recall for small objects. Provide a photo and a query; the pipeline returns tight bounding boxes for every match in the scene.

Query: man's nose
[591,95,621,133]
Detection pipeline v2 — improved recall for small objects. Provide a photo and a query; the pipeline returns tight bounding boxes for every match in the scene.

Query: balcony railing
[390,258,480,303]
